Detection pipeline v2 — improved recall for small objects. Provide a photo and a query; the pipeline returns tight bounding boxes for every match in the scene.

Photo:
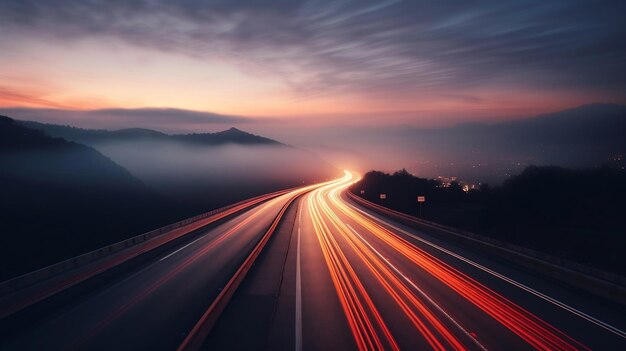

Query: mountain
[1,117,150,188]
[395,103,626,182]
[17,119,338,210]
[490,103,626,150]
[406,103,626,149]
[0,116,183,280]
[16,121,168,144]
[497,103,622,149]
[173,127,281,146]
[20,121,282,146]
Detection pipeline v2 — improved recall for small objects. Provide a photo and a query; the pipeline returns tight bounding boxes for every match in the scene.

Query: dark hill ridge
[1,116,144,187]
[16,121,169,144]
[492,103,626,148]
[0,116,183,280]
[16,117,338,210]
[20,121,282,146]
[397,103,626,181]
[406,103,626,148]
[353,166,626,275]
[112,128,168,138]
[172,127,281,146]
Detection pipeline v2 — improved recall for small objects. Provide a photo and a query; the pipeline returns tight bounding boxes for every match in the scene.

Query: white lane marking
[345,223,488,351]
[348,203,626,339]
[159,198,280,263]
[159,236,204,262]
[295,200,304,351]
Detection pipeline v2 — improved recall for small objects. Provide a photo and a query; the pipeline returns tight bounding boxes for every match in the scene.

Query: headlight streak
[308,172,475,350]
[308,188,400,350]
[344,222,488,351]
[322,173,590,351]
[349,202,626,340]
[315,188,467,350]
[70,202,273,350]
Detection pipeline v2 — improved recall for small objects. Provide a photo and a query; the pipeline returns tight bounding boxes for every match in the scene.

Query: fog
[91,140,339,209]
[252,123,527,183]
[257,104,626,184]
[5,103,625,188]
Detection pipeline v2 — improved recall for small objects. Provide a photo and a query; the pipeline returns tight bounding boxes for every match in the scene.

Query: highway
[205,171,626,350]
[2,172,625,350]
[0,185,316,351]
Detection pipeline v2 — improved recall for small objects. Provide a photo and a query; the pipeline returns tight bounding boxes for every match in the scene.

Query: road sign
[379,193,387,200]
[417,196,425,217]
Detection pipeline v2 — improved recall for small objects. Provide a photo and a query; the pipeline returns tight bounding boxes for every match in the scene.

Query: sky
[1,0,625,132]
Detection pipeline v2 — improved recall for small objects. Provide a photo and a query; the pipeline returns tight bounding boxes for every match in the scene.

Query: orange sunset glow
[1,2,626,351]
[1,2,625,130]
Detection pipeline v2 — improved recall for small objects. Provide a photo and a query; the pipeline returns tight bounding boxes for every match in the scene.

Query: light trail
[303,170,593,351]
[308,172,469,350]
[309,188,400,350]
[295,200,303,351]
[315,187,468,350]
[69,187,333,350]
[69,203,274,350]
[347,201,626,340]
[345,223,488,351]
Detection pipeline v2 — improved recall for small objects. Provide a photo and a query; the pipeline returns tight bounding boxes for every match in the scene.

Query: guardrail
[346,190,626,306]
[177,188,308,351]
[0,187,296,318]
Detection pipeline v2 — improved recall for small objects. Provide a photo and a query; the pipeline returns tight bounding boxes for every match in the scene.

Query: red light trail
[306,171,590,351]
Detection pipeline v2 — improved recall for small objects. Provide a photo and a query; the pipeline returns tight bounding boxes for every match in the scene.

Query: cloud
[1,0,625,99]
[0,107,252,132]
[90,108,250,124]
[0,85,70,108]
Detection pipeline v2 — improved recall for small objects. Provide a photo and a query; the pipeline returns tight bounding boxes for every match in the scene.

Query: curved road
[2,172,625,350]
[207,171,626,350]
[0,187,313,351]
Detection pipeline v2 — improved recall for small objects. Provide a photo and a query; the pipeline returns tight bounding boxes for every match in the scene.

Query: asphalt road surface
[3,172,625,350]
[1,191,305,351]
[206,172,626,351]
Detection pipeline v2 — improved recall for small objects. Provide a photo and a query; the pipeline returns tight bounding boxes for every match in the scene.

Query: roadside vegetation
[352,166,626,275]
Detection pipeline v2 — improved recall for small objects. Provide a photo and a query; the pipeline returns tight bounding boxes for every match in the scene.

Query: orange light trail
[308,182,400,350]
[312,171,590,351]
[70,201,275,350]
[316,191,467,350]
[308,172,471,350]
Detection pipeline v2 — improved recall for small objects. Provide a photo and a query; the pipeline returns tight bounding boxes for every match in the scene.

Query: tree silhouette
[353,166,626,275]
